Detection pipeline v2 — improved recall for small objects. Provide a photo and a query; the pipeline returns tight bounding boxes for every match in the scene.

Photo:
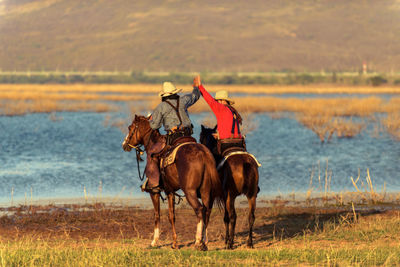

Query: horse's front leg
[150,192,161,247]
[167,193,178,249]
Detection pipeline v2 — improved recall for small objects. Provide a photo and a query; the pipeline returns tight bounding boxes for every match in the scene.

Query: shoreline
[3,191,400,210]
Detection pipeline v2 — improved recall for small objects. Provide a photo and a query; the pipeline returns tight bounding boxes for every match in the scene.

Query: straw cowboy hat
[159,82,182,97]
[215,90,235,104]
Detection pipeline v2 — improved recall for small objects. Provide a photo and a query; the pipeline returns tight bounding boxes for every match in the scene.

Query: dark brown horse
[122,115,223,250]
[200,125,260,249]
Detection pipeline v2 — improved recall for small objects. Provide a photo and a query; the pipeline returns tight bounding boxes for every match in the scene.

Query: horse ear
[134,114,138,120]
[213,125,217,131]
[201,125,205,130]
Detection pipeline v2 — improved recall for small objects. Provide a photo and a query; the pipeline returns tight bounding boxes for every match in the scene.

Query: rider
[142,81,200,193]
[195,75,245,155]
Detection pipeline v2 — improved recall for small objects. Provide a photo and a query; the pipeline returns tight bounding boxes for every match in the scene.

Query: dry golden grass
[0,100,115,116]
[0,84,161,94]
[2,84,400,95]
[382,113,400,140]
[298,115,365,142]
[0,91,152,101]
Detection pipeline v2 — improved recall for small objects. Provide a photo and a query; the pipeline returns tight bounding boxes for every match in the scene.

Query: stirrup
[140,178,149,192]
[141,179,161,193]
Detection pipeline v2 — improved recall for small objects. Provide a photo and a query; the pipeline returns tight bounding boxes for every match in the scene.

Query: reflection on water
[0,111,399,204]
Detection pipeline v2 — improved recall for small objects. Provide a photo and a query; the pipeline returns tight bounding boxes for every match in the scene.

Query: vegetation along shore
[1,83,399,142]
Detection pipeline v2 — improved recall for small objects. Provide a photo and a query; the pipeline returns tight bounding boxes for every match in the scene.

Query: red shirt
[199,84,242,139]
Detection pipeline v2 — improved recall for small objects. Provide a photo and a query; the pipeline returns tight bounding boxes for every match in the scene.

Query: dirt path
[0,201,395,250]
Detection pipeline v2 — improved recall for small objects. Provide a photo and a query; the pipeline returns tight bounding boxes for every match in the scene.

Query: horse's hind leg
[150,193,161,247]
[202,193,214,245]
[167,193,178,249]
[185,189,207,251]
[226,192,237,250]
[247,195,256,248]
[223,202,230,245]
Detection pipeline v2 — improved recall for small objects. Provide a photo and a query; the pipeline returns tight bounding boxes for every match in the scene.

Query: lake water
[0,109,399,204]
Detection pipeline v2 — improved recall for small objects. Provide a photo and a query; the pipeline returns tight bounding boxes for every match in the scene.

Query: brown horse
[122,115,223,250]
[200,125,260,249]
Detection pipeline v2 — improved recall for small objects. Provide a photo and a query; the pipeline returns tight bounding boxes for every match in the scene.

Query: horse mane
[134,114,164,143]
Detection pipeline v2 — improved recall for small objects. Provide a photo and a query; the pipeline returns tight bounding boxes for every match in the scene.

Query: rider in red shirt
[195,75,242,140]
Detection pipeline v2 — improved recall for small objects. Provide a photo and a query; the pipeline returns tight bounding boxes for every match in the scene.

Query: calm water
[0,110,399,204]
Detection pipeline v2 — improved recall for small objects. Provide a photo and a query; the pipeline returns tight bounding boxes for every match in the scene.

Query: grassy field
[1,199,400,266]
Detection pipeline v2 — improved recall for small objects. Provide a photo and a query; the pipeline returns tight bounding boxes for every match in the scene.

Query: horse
[200,125,260,249]
[122,115,223,251]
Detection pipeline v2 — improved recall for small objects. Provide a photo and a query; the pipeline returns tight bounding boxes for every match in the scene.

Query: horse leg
[185,189,207,251]
[167,193,178,249]
[223,201,230,245]
[150,193,161,247]
[247,195,256,248]
[226,192,237,250]
[202,194,214,245]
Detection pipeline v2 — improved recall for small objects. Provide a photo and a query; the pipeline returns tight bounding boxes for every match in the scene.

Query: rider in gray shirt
[150,83,200,132]
[143,81,200,193]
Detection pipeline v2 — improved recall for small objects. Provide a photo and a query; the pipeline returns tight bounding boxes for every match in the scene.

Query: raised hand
[193,75,201,87]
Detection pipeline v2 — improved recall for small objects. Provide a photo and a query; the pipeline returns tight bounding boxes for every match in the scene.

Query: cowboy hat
[215,90,235,104]
[158,82,182,97]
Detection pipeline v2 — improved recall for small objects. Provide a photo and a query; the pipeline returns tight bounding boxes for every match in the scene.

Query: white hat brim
[159,88,182,97]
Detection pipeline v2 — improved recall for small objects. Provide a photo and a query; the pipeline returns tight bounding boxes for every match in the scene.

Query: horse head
[199,125,218,151]
[122,114,151,151]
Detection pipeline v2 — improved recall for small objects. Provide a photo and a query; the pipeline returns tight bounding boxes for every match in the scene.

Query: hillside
[1,0,400,72]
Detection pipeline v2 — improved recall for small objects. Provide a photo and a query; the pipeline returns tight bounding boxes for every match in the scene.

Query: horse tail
[243,158,260,197]
[204,149,224,209]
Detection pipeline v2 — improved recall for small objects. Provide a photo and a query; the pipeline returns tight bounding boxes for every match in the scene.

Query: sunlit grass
[2,84,400,95]
[0,100,115,116]
[1,208,400,266]
[382,113,400,140]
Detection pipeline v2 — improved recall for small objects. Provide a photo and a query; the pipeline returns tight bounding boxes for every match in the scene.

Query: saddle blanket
[160,142,197,168]
[217,151,262,171]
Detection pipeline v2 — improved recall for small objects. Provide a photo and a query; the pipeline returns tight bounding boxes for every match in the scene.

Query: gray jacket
[149,87,200,132]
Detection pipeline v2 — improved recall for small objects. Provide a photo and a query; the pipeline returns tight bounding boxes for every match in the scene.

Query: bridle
[126,120,153,181]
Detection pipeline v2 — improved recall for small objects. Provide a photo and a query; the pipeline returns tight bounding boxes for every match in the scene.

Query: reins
[135,147,146,181]
[126,117,186,205]
[128,121,153,181]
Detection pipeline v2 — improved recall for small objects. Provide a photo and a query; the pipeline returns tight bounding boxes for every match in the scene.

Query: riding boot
[144,156,162,193]
[141,138,164,194]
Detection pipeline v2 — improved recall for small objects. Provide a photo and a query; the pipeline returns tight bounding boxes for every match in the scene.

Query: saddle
[217,138,246,157]
[159,136,197,169]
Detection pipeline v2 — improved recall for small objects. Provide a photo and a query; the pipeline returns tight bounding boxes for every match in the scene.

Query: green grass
[1,240,399,266]
[0,70,399,85]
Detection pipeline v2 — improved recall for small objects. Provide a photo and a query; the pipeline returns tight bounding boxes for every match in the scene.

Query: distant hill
[1,0,400,72]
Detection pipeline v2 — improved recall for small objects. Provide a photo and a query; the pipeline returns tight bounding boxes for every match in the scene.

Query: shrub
[370,75,387,86]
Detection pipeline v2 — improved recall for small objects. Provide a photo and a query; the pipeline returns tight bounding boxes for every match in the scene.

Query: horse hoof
[247,239,254,248]
[225,243,234,250]
[195,243,208,251]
